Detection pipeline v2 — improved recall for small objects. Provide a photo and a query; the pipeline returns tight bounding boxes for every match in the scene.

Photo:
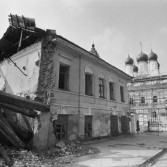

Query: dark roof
[0,26,46,61]
[136,51,148,62]
[148,50,158,61]
[125,55,134,65]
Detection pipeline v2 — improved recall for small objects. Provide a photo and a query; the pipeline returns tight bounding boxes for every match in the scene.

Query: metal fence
[149,122,167,132]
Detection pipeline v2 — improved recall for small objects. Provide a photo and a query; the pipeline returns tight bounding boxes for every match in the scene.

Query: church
[125,49,167,132]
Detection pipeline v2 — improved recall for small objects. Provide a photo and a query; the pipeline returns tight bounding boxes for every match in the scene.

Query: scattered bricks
[56,141,65,148]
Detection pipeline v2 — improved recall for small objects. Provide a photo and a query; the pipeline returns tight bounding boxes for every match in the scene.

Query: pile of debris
[0,141,99,167]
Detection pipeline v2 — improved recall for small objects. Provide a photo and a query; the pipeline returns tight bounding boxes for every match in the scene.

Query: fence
[148,122,167,132]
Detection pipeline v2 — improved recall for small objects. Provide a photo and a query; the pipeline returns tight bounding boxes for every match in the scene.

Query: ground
[1,132,167,167]
[65,132,167,167]
[151,152,167,167]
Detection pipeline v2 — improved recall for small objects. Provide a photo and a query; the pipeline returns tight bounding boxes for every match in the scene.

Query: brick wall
[36,30,56,104]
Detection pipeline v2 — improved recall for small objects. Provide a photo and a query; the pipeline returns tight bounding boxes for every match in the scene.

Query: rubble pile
[0,141,99,167]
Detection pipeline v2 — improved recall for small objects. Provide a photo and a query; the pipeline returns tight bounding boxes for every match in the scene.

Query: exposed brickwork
[36,30,57,104]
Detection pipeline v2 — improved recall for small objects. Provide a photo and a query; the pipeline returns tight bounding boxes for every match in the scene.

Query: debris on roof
[0,14,46,62]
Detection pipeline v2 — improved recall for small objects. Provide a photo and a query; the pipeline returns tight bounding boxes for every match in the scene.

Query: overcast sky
[0,0,167,73]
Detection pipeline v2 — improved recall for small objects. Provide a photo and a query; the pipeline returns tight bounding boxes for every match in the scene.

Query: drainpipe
[77,55,81,139]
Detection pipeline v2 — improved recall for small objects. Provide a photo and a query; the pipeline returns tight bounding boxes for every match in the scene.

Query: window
[59,64,69,90]
[120,86,125,102]
[99,78,105,98]
[85,115,92,138]
[109,82,115,100]
[152,111,157,118]
[141,97,145,104]
[153,96,158,103]
[129,98,134,105]
[53,115,68,140]
[85,73,93,96]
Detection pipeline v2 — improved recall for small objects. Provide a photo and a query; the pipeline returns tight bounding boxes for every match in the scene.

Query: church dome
[90,43,100,57]
[148,50,158,61]
[125,55,134,65]
[136,51,148,62]
[133,65,138,72]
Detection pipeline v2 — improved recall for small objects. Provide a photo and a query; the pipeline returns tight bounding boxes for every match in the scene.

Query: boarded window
[120,86,125,102]
[85,73,93,96]
[109,82,115,100]
[59,64,69,90]
[99,78,105,98]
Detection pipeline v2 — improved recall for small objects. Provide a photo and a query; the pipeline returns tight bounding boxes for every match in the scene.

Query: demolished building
[0,14,132,149]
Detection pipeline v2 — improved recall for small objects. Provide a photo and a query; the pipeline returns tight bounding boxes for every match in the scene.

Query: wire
[8,57,27,76]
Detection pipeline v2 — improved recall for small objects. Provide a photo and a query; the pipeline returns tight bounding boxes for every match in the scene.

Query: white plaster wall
[133,72,138,77]
[52,45,130,119]
[125,65,133,76]
[138,61,148,76]
[53,47,129,108]
[0,42,41,96]
[149,61,159,76]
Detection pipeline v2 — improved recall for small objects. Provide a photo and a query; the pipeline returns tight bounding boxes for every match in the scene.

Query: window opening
[120,86,125,102]
[153,96,158,103]
[59,64,69,90]
[85,73,93,96]
[141,97,145,104]
[109,82,115,100]
[129,98,134,105]
[53,115,68,140]
[84,115,92,138]
[99,78,105,98]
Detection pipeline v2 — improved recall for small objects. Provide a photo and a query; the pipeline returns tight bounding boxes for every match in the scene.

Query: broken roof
[0,26,45,62]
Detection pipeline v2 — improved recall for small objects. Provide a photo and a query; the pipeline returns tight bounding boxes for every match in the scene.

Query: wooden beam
[21,115,33,133]
[7,119,33,143]
[0,112,25,149]
[0,101,37,118]
[0,144,12,167]
[0,91,50,112]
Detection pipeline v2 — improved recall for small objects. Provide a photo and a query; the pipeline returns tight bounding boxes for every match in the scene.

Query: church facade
[125,50,167,132]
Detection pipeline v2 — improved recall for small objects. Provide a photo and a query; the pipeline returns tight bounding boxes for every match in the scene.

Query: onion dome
[148,50,158,61]
[133,65,138,72]
[125,55,134,65]
[90,43,100,57]
[136,51,148,62]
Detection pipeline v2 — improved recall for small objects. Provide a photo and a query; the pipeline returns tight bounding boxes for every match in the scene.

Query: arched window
[85,65,94,96]
[98,72,105,98]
